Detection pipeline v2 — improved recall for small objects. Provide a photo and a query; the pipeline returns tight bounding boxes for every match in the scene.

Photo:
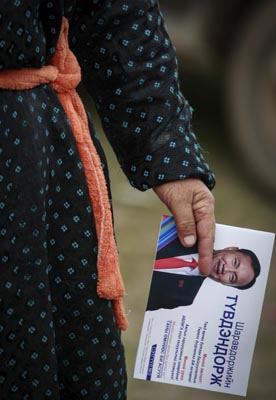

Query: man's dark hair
[236,249,261,290]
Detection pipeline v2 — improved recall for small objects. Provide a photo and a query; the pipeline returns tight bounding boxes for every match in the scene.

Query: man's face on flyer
[210,247,255,287]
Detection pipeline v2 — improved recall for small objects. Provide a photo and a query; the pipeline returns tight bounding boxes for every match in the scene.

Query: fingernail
[183,235,195,246]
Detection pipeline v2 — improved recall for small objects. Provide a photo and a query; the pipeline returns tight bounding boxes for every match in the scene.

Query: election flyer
[133,215,275,396]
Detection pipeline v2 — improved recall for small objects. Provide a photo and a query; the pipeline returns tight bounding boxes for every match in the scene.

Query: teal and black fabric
[0,1,215,399]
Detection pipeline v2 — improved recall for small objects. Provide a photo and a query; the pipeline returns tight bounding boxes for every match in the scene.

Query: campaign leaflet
[133,215,275,396]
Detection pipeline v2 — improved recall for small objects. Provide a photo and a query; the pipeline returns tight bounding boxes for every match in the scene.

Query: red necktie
[154,257,198,269]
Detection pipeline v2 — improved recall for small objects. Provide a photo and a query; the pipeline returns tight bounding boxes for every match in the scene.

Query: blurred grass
[83,89,276,399]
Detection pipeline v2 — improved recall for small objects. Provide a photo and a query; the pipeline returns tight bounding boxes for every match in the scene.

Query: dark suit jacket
[146,237,205,311]
[146,272,205,310]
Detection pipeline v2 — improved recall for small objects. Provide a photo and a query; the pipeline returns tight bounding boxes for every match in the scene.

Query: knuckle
[177,221,195,233]
[196,192,215,216]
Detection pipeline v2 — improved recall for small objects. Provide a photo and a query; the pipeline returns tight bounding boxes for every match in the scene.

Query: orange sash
[0,17,128,330]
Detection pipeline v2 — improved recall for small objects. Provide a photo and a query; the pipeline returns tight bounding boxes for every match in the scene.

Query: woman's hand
[153,178,215,276]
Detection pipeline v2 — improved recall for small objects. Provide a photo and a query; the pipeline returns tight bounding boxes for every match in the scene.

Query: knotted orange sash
[0,18,128,330]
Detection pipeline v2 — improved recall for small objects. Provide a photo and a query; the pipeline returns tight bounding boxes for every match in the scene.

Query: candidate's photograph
[146,236,261,311]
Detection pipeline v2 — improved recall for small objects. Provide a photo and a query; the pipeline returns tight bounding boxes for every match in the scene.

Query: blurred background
[159,0,276,200]
[86,0,276,398]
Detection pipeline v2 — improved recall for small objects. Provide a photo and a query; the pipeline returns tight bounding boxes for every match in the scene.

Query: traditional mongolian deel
[0,1,215,399]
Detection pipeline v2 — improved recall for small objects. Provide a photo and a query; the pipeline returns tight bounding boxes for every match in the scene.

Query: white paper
[133,216,275,396]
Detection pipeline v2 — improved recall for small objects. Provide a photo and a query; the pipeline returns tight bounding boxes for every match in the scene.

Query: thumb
[153,180,198,248]
[173,202,197,248]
